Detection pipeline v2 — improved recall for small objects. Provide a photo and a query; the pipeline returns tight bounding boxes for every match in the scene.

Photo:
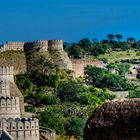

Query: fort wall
[0,66,14,82]
[10,82,24,116]
[48,40,63,51]
[125,74,137,80]
[0,42,24,52]
[0,81,10,97]
[33,40,48,52]
[72,60,106,77]
[0,97,20,119]
[1,40,64,53]
[0,118,39,140]
[0,40,73,72]
[25,40,48,52]
[1,129,14,140]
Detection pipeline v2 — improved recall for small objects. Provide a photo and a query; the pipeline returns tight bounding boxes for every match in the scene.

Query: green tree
[107,34,115,41]
[16,74,33,96]
[57,81,87,102]
[78,93,102,105]
[117,63,130,75]
[84,65,107,85]
[79,38,91,48]
[92,38,98,44]
[127,37,136,43]
[31,87,60,105]
[68,44,84,59]
[106,63,116,71]
[90,44,107,56]
[39,108,65,135]
[30,55,58,87]
[115,34,123,42]
[84,65,131,90]
[65,116,86,140]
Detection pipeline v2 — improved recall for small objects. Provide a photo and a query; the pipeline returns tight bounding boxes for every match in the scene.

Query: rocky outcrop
[84,99,140,140]
[40,127,56,140]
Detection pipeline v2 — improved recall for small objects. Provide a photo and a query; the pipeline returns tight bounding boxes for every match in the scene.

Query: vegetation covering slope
[15,34,140,139]
[16,51,115,140]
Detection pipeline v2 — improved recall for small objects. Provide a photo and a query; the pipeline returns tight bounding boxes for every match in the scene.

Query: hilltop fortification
[0,66,40,140]
[0,40,106,77]
[0,40,73,72]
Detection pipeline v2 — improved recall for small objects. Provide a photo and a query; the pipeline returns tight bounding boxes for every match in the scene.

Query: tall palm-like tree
[107,34,115,41]
[92,38,98,44]
[115,34,123,42]
[127,37,136,43]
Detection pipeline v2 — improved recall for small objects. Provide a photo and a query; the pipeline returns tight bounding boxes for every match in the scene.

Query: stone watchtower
[0,66,40,140]
[48,40,63,51]
[33,40,48,52]
[0,66,14,83]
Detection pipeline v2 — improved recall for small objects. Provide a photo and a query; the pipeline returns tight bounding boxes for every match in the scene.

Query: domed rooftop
[84,99,140,140]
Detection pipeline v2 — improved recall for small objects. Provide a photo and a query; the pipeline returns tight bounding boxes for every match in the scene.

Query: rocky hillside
[0,48,73,75]
[0,51,27,75]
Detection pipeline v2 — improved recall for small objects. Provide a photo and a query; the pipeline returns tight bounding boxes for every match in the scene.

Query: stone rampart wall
[0,81,10,97]
[0,97,20,119]
[1,40,64,53]
[0,66,14,82]
[0,118,39,140]
[125,74,137,79]
[72,60,105,77]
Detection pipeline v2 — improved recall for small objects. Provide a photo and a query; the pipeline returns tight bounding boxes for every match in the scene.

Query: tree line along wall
[72,60,105,77]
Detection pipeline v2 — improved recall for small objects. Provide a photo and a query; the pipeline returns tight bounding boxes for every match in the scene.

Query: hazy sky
[0,0,140,43]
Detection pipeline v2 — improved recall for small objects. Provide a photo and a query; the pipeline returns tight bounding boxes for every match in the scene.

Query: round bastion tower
[48,40,73,70]
[48,40,63,51]
[32,40,48,52]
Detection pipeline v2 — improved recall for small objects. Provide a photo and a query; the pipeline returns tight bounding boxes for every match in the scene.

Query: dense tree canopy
[84,65,132,91]
[65,34,140,59]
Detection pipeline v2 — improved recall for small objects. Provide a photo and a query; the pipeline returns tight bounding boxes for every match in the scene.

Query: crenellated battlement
[0,96,20,119]
[0,66,14,76]
[0,117,39,140]
[32,40,48,52]
[0,117,39,130]
[48,40,63,50]
[33,40,48,45]
[48,40,63,44]
[0,65,40,140]
[0,41,25,52]
[0,39,64,53]
[0,80,10,97]
[5,41,25,46]
[0,66,14,82]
